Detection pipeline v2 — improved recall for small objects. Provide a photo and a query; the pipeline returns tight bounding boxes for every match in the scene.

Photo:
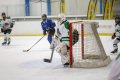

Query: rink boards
[0,20,115,36]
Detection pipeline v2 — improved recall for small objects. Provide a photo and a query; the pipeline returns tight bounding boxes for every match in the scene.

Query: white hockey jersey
[55,21,62,39]
[108,53,120,80]
[0,17,14,30]
[59,21,70,47]
[115,23,120,37]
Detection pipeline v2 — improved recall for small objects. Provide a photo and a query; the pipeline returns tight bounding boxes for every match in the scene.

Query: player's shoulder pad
[41,21,43,23]
[64,21,69,30]
[118,23,120,26]
[41,21,44,26]
[47,19,51,22]
[48,19,55,23]
[6,16,11,19]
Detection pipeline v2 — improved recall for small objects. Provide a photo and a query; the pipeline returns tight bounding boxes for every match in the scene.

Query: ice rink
[0,36,119,80]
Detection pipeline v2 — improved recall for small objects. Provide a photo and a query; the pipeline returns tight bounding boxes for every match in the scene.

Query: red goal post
[69,21,83,66]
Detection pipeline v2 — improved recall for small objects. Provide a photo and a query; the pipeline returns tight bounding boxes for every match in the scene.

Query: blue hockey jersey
[41,19,55,32]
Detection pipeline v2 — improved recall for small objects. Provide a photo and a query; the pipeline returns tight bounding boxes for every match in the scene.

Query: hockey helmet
[57,13,66,22]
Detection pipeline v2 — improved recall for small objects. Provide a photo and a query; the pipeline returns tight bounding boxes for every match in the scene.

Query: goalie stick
[23,31,49,52]
[44,45,55,63]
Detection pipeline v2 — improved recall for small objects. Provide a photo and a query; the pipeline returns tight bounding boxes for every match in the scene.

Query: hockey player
[0,12,14,45]
[50,13,66,49]
[41,14,55,44]
[50,13,78,67]
[56,13,67,38]
[108,53,120,80]
[51,13,70,66]
[111,16,120,53]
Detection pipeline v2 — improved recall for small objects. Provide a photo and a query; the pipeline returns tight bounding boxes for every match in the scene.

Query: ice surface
[0,36,119,80]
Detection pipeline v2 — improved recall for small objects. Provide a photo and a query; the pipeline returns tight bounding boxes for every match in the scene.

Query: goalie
[111,16,120,53]
[0,12,15,45]
[50,14,79,67]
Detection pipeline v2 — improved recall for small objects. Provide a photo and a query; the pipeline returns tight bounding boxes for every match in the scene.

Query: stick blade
[23,50,28,52]
[44,59,51,63]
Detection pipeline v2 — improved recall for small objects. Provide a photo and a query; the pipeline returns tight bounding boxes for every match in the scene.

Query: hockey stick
[44,45,55,63]
[3,27,11,31]
[23,31,49,52]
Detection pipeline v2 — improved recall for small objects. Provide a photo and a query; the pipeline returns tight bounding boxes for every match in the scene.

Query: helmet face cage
[57,13,66,22]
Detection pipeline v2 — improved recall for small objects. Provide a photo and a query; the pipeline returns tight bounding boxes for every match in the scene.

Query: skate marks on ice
[19,59,64,69]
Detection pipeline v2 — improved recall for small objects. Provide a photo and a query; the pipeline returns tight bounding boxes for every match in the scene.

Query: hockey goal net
[69,21,111,68]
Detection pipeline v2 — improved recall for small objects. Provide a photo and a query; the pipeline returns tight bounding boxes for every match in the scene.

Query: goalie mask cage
[69,21,111,68]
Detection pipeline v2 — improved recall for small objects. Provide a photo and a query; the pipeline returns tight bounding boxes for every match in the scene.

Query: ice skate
[7,41,11,45]
[64,62,70,67]
[2,42,6,45]
[111,48,118,54]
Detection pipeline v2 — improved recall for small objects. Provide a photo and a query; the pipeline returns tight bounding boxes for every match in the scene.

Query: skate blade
[7,43,10,45]
[64,65,70,68]
[2,44,6,46]
[111,52,118,55]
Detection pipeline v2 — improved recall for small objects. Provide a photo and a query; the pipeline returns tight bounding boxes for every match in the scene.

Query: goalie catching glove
[112,33,116,39]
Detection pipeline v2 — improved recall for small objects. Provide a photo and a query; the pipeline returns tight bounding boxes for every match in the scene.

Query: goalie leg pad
[56,42,70,65]
[59,42,67,55]
[60,51,70,65]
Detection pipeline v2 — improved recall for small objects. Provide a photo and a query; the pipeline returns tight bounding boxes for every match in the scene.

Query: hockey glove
[1,28,3,33]
[10,23,13,28]
[112,33,116,39]
[57,28,60,35]
[49,27,53,32]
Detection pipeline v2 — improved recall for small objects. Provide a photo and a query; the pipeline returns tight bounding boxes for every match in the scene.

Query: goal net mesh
[69,21,111,68]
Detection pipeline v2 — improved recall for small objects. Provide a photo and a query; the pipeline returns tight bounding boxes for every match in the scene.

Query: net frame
[69,21,111,68]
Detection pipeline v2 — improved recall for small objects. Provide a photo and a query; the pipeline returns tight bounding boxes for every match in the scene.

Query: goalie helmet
[57,13,66,22]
